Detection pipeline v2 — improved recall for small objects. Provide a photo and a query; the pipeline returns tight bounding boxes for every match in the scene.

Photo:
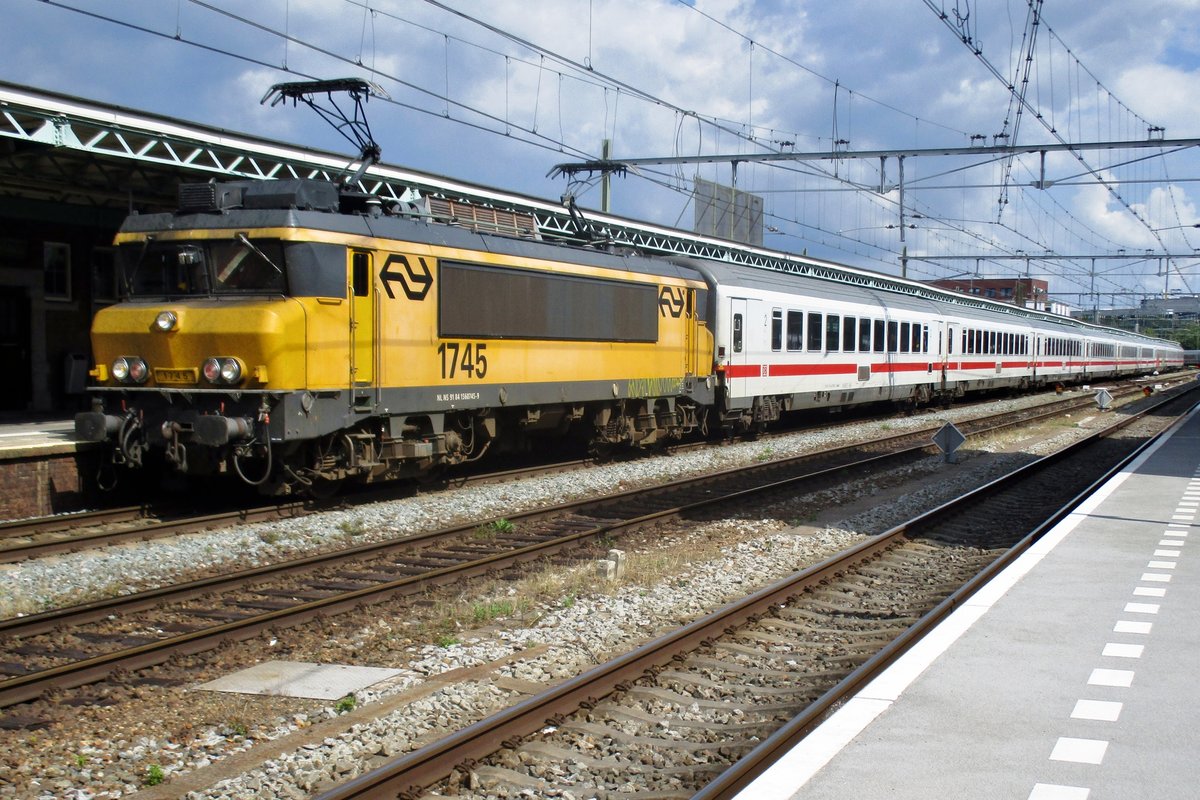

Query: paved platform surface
[737,403,1200,800]
[0,417,83,459]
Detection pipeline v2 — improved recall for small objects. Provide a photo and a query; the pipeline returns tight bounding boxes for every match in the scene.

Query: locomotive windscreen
[438,260,659,342]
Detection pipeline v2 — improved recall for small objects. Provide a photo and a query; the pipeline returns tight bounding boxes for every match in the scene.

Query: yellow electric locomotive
[76,179,715,493]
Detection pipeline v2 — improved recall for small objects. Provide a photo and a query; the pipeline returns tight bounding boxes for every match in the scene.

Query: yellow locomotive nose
[89,299,302,389]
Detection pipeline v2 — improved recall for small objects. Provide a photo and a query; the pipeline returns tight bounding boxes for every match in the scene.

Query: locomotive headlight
[112,356,149,384]
[127,358,149,384]
[154,311,178,332]
[202,357,222,383]
[219,358,242,384]
[202,357,243,385]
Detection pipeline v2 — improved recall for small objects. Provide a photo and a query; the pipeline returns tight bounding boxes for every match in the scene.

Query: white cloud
[1113,64,1200,135]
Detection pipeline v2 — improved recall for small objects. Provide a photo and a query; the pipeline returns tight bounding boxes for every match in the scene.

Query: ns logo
[379,254,433,301]
[658,286,686,318]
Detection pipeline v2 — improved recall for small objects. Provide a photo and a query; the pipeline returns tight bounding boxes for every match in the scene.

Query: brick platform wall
[0,451,96,520]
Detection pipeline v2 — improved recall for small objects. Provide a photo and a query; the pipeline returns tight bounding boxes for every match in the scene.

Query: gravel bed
[0,390,1121,798]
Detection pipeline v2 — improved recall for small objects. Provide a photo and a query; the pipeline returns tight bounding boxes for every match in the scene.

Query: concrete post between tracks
[596,549,627,581]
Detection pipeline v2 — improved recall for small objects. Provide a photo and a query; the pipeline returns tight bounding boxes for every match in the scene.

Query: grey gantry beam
[551,136,1200,170]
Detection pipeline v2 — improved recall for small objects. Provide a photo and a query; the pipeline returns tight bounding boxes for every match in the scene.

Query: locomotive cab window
[117,238,287,297]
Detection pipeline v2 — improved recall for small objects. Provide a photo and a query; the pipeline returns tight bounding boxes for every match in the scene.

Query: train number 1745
[437,341,489,380]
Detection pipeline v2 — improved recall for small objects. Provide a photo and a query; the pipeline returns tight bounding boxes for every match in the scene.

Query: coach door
[726,298,749,401]
[940,321,960,367]
[1032,335,1041,382]
[349,250,376,405]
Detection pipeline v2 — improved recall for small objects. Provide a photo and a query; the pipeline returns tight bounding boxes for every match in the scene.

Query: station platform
[0,416,98,520]
[737,401,1200,800]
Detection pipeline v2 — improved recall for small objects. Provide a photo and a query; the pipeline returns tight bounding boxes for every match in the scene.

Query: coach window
[786,310,803,351]
[807,312,823,351]
[873,319,885,353]
[922,325,929,353]
[860,318,872,352]
[887,321,898,353]
[826,315,841,352]
[733,313,743,353]
[843,316,857,352]
[771,309,783,351]
[900,322,911,353]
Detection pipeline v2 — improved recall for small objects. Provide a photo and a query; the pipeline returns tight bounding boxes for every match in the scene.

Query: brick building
[928,277,1050,310]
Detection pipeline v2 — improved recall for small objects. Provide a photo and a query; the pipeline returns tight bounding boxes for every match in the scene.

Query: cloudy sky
[4,0,1200,306]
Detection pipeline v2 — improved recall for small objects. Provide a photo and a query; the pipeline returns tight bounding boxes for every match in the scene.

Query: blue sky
[4,0,1200,306]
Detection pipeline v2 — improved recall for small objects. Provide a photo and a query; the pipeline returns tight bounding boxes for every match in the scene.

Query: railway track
[310,383,1200,800]
[0,382,1160,563]
[0,386,1156,710]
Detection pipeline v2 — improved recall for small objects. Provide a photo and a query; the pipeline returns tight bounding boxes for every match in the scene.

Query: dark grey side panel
[438,261,658,342]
